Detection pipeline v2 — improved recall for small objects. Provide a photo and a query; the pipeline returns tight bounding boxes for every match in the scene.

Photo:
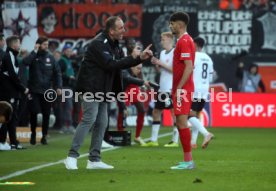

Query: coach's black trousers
[29,93,51,137]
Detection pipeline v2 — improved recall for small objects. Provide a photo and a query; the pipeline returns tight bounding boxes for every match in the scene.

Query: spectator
[236,62,266,93]
[53,50,62,62]
[270,0,276,10]
[49,41,59,54]
[52,50,62,131]
[219,0,242,10]
[58,44,76,134]
[241,0,269,11]
[0,33,5,66]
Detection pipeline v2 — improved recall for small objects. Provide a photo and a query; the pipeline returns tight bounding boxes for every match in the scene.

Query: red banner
[257,63,276,93]
[211,93,276,128]
[38,4,142,37]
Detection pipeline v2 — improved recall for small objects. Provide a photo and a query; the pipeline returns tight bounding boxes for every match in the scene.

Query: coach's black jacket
[0,47,26,99]
[75,31,142,95]
[23,50,62,94]
[121,69,144,91]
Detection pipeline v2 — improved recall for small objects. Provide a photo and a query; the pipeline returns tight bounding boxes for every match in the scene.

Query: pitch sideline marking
[0,132,172,181]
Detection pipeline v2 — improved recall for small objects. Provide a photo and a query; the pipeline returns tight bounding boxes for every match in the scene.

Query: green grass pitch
[0,127,276,191]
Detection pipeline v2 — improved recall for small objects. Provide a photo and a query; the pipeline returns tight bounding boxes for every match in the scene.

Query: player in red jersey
[169,12,195,170]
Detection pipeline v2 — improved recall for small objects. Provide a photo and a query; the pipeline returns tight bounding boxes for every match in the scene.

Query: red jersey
[172,33,195,94]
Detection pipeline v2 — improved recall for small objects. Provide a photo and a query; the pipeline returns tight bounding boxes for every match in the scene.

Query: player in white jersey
[189,36,214,149]
[144,32,179,147]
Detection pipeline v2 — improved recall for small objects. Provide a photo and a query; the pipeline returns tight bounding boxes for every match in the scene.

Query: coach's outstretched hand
[140,44,153,60]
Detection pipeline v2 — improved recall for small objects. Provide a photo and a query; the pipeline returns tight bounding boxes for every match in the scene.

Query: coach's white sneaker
[0,142,11,151]
[86,160,114,169]
[102,140,114,149]
[64,156,78,170]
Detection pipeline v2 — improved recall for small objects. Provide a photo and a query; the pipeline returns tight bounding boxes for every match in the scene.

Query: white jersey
[159,48,174,92]
[193,52,214,99]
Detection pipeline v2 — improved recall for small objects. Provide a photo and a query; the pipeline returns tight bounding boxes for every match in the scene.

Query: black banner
[141,6,276,91]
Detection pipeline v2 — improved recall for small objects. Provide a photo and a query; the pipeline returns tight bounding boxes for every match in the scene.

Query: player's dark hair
[36,36,48,44]
[194,36,205,48]
[6,35,20,48]
[105,16,121,33]
[0,101,13,122]
[249,63,258,74]
[170,12,190,25]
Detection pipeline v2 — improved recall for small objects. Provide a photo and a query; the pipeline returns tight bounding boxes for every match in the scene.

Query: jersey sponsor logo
[181,53,190,58]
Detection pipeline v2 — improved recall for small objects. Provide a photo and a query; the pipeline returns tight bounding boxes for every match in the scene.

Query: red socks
[135,112,144,138]
[118,111,144,139]
[117,112,124,131]
[178,128,193,162]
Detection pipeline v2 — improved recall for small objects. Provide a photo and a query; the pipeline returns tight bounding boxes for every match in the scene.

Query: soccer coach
[64,16,153,170]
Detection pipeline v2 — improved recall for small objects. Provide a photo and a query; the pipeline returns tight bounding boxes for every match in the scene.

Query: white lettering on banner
[267,105,276,117]
[4,1,36,9]
[222,104,276,117]
[257,12,276,50]
[198,21,251,33]
[271,81,276,89]
[143,5,196,14]
[202,34,251,45]
[198,11,252,55]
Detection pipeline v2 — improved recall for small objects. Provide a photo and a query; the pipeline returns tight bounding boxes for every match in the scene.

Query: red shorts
[125,85,144,105]
[172,92,192,115]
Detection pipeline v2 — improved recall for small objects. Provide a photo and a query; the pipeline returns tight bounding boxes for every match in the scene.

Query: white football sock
[191,125,199,144]
[151,123,160,142]
[172,127,179,143]
[189,117,209,138]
